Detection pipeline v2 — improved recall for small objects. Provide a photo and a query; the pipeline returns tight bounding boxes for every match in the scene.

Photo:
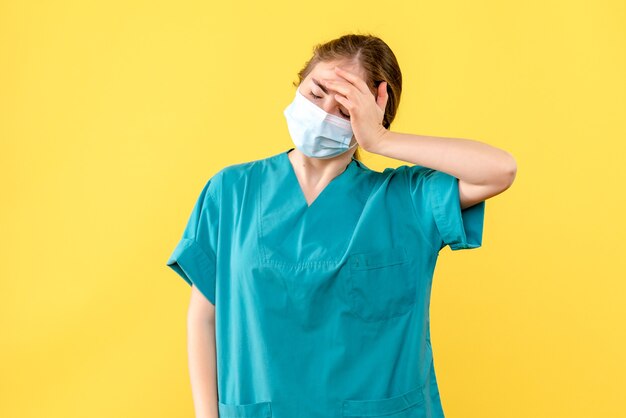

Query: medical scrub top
[166,147,486,418]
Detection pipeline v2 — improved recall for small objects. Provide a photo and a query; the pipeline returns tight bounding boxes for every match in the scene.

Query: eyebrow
[311,78,329,95]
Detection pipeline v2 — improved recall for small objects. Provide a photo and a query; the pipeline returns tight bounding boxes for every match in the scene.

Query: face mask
[283,87,357,159]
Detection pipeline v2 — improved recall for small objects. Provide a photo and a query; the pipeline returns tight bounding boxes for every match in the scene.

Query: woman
[167,34,516,418]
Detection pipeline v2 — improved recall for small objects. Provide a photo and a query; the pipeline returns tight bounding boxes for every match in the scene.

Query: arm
[369,131,517,209]
[325,65,517,210]
[187,285,219,418]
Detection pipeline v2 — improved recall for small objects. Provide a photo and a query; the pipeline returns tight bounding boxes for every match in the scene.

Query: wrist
[364,127,391,154]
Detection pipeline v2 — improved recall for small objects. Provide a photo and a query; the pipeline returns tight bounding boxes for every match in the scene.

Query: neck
[288,147,356,177]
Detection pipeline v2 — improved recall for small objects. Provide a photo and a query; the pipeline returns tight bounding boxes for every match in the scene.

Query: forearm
[187,314,219,418]
[370,130,516,187]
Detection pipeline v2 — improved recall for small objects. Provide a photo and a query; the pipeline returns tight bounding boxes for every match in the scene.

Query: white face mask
[283,87,357,159]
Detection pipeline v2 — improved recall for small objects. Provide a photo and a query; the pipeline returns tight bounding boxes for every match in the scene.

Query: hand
[324,66,390,153]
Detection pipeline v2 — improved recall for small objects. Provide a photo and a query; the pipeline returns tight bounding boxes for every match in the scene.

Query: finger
[333,94,352,114]
[334,66,369,95]
[324,79,353,99]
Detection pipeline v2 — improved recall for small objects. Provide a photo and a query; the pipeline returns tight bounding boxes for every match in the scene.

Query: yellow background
[2,0,624,417]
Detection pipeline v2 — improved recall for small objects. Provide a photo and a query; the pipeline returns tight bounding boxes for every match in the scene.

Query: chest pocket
[346,246,416,322]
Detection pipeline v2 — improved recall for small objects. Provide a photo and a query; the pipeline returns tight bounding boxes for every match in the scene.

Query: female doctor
[167,34,517,418]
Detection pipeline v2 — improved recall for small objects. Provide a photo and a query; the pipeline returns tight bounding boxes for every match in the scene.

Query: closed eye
[310,92,350,119]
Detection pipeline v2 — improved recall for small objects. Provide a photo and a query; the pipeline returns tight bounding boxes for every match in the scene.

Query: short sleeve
[166,177,220,305]
[405,165,486,252]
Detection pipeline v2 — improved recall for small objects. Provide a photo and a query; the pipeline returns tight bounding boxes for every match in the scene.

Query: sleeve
[405,165,486,252]
[166,177,220,305]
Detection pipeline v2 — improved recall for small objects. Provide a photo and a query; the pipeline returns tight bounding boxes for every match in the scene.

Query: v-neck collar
[282,147,357,210]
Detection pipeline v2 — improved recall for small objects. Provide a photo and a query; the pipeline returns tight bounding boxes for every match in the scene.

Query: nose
[299,84,342,116]
[316,91,343,116]
[320,98,336,114]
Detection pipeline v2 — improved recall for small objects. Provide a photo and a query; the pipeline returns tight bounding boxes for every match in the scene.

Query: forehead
[308,60,367,82]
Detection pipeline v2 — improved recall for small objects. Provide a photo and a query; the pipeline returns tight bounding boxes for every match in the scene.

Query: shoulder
[382,164,434,178]
[348,160,435,191]
[363,164,438,190]
[202,154,277,199]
